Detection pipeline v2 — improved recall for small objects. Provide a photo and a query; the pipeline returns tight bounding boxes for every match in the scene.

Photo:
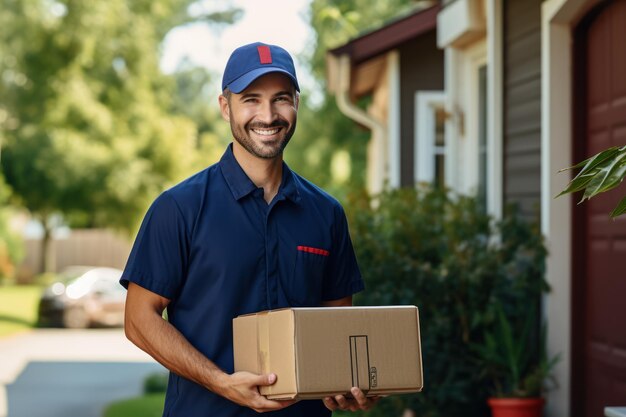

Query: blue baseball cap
[221,42,300,94]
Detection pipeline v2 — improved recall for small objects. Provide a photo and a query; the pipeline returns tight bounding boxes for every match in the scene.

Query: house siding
[398,30,445,187]
[503,0,542,219]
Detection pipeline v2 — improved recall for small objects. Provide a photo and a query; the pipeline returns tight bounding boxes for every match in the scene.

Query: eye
[275,96,291,103]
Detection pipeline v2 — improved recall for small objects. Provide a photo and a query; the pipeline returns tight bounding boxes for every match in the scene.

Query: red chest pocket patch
[297,245,330,257]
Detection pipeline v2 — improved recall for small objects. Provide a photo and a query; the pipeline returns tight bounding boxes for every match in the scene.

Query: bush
[143,372,169,394]
[345,186,548,417]
[102,394,165,417]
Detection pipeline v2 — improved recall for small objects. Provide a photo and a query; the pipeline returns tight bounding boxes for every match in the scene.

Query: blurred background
[0,0,384,285]
[1,0,625,417]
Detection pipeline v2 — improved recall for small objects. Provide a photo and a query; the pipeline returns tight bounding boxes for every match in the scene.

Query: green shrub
[143,372,168,394]
[102,393,165,417]
[345,186,548,417]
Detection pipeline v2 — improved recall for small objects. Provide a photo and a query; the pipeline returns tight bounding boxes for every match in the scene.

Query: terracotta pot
[487,397,545,417]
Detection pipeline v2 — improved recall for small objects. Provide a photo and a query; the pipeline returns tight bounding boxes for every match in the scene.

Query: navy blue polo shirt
[121,144,364,417]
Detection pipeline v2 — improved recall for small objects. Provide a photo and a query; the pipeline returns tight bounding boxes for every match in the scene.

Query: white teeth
[252,128,280,136]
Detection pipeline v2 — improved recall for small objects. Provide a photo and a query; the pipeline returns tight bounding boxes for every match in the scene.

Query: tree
[284,94,370,200]
[309,0,421,79]
[283,0,420,201]
[168,58,232,167]
[0,0,240,272]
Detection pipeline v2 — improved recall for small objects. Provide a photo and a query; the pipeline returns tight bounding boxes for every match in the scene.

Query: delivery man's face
[220,72,299,160]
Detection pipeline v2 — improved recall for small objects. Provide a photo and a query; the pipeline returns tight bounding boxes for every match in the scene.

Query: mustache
[247,120,289,129]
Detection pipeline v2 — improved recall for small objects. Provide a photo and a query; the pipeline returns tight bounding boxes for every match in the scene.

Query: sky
[160,0,315,96]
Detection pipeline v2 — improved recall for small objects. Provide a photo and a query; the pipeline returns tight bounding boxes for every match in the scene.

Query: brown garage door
[573,1,626,416]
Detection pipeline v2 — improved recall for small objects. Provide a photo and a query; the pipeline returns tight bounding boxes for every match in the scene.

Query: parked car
[38,266,126,329]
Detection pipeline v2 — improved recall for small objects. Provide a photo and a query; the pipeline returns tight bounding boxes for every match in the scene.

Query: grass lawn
[102,394,165,417]
[0,285,43,338]
[102,394,366,417]
[102,395,357,417]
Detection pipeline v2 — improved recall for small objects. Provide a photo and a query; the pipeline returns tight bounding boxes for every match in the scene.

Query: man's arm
[320,295,381,412]
[124,282,296,413]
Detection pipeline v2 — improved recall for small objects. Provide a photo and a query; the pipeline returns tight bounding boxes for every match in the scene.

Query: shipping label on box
[233,306,423,400]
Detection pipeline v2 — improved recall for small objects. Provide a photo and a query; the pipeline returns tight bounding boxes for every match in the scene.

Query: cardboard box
[232,306,423,400]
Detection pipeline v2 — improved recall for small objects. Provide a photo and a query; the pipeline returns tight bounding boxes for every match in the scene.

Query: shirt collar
[279,160,301,204]
[219,144,301,204]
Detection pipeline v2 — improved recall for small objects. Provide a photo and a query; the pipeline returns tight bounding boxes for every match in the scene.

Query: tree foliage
[284,0,421,200]
[1,0,201,230]
[284,95,369,200]
[169,58,232,167]
[309,0,421,79]
[0,0,240,271]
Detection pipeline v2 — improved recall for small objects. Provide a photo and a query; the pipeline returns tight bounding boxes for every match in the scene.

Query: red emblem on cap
[257,45,272,64]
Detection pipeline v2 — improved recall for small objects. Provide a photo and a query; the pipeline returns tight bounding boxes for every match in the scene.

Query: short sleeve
[120,191,190,299]
[321,204,364,301]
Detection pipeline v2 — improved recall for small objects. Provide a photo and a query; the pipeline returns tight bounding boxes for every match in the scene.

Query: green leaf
[558,146,626,219]
[610,196,626,218]
[600,161,626,194]
[496,306,519,384]
[582,152,626,200]
[555,172,596,197]
[559,146,619,174]
[555,146,626,198]
[556,147,622,198]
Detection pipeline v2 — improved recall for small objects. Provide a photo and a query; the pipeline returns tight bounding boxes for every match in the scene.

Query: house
[326,0,626,416]
[326,4,444,194]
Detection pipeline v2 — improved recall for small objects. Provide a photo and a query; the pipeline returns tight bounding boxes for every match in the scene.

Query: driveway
[0,329,165,417]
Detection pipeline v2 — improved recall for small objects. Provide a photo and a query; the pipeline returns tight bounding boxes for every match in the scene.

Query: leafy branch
[557,145,626,217]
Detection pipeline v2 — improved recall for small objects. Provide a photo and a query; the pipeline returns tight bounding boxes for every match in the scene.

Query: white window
[415,91,447,187]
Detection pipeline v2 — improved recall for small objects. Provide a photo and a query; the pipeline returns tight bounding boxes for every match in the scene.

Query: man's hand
[218,371,297,413]
[323,387,381,412]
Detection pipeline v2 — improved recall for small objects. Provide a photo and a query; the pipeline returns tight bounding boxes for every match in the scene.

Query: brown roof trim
[328,4,440,65]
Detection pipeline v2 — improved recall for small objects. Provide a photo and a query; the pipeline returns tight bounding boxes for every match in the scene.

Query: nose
[257,100,278,125]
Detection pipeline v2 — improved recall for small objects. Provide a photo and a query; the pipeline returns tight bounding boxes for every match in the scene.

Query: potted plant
[473,302,560,417]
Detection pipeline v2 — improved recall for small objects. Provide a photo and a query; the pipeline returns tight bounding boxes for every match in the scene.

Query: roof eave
[328,4,440,65]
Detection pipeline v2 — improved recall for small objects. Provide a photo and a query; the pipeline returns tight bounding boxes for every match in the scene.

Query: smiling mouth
[251,127,281,136]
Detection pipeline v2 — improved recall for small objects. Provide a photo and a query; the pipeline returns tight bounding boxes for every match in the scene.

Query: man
[121,42,378,416]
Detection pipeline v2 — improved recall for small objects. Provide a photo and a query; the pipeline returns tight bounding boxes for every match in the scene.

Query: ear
[218,95,230,122]
[294,93,300,111]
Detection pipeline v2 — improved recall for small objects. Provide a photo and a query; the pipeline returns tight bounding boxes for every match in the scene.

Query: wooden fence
[17,229,132,282]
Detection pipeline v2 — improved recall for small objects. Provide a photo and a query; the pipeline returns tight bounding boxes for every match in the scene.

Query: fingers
[255,373,277,386]
[351,387,368,407]
[323,388,379,412]
[324,394,357,412]
[323,396,339,411]
[251,373,294,411]
[335,394,354,410]
[251,397,297,413]
[323,393,359,412]
[224,372,297,413]
[231,374,379,413]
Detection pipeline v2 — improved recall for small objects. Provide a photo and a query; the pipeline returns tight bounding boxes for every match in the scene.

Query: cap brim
[226,67,300,94]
